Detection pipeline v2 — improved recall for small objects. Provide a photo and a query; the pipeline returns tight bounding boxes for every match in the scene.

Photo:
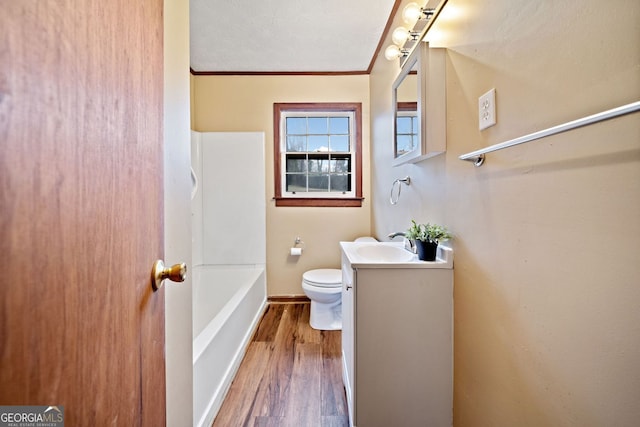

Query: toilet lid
[303,269,342,288]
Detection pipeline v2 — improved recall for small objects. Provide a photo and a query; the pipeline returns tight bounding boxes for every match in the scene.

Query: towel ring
[390,176,411,205]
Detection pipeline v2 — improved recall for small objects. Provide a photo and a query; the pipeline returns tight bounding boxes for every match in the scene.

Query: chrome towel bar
[459,101,640,167]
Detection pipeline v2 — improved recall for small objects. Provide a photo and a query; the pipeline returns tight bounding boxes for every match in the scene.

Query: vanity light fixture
[384,1,440,63]
[402,2,435,25]
[384,44,410,61]
[391,27,421,46]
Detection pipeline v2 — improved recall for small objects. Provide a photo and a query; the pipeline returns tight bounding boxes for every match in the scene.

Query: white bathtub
[192,265,267,427]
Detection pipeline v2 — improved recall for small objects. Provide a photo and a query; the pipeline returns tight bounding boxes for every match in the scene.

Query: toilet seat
[302,269,341,288]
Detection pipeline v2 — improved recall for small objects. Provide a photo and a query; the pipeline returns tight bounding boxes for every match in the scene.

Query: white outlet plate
[478,88,496,130]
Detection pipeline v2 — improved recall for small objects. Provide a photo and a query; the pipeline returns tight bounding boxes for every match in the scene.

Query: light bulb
[391,27,410,45]
[402,2,421,25]
[384,45,401,61]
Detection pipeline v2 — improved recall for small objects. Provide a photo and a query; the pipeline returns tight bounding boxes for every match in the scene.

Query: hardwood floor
[212,303,349,427]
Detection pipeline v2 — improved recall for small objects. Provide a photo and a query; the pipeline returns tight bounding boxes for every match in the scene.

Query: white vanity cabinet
[340,242,453,427]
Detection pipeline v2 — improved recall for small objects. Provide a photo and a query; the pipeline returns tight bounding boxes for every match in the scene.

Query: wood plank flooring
[212,303,349,427]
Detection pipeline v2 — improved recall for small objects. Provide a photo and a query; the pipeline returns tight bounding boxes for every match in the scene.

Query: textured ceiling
[190,0,397,73]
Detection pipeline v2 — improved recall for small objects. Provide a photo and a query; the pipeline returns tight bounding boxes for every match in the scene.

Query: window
[274,103,363,207]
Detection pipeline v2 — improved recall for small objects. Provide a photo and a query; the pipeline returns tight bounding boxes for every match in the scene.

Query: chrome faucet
[387,231,406,239]
[388,232,416,253]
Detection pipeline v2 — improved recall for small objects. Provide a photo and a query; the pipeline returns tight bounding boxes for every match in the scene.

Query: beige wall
[191,75,371,296]
[371,0,640,426]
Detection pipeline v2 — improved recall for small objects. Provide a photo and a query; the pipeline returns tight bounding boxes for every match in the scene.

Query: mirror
[392,42,446,166]
[393,57,419,162]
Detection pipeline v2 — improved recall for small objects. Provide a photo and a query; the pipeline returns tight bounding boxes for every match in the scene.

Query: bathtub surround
[191,132,267,427]
[192,132,266,268]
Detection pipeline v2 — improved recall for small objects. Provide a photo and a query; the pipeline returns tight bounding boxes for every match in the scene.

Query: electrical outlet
[478,88,496,130]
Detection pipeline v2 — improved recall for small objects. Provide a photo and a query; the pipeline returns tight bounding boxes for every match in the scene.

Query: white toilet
[302,237,377,330]
[302,269,342,330]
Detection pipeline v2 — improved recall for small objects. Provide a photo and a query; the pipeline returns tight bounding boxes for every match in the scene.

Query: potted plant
[405,220,452,261]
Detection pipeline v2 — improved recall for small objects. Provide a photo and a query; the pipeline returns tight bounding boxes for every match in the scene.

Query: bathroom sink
[341,241,453,269]
[354,244,415,263]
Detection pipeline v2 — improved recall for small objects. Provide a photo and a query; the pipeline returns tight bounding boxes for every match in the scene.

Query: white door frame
[164,0,193,425]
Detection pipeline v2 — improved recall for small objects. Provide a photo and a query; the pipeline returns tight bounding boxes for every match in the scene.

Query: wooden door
[0,1,166,425]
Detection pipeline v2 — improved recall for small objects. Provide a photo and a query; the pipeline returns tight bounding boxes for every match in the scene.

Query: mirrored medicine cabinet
[392,41,446,166]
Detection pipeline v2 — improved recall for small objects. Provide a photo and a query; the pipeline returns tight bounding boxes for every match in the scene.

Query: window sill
[274,197,364,207]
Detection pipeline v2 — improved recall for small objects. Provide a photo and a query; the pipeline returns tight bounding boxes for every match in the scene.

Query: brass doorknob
[151,260,187,291]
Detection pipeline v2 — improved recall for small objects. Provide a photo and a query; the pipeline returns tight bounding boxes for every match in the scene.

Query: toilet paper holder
[289,236,306,256]
[294,236,306,250]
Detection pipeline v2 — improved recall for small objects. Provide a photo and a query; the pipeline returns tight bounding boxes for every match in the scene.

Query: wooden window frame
[274,102,363,207]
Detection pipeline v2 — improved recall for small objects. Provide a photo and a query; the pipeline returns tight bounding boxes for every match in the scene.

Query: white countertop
[340,241,454,269]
